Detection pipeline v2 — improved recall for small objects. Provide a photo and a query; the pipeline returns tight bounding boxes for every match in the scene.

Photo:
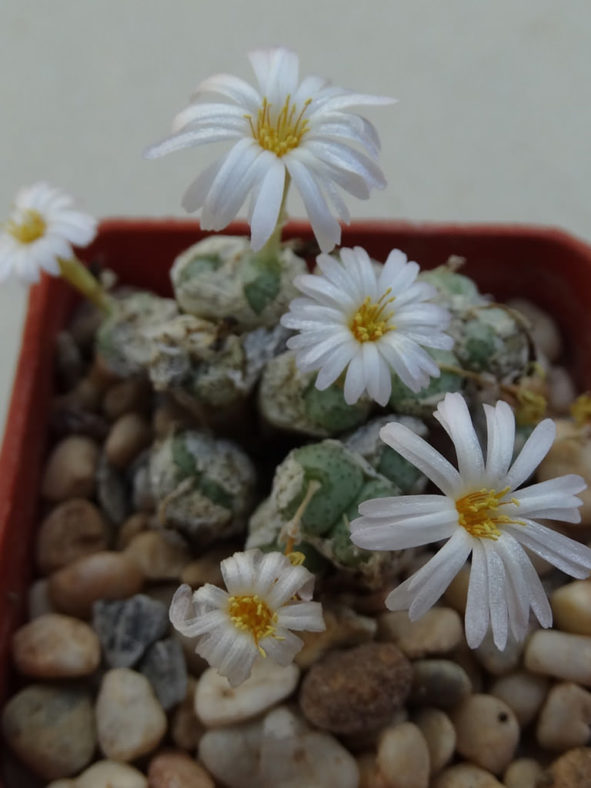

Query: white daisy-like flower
[280,245,453,406]
[145,46,394,253]
[169,549,325,687]
[0,183,97,284]
[350,392,591,650]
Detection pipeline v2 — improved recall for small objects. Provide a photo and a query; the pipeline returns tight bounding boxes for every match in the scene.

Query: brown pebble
[36,498,109,575]
[148,750,214,787]
[125,530,191,581]
[299,642,412,735]
[541,747,591,787]
[117,512,151,550]
[105,413,152,469]
[41,436,99,502]
[48,551,143,618]
[180,545,235,588]
[12,614,100,678]
[103,378,150,421]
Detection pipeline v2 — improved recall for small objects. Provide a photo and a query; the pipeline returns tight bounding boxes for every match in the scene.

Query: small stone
[299,642,412,735]
[171,678,205,751]
[295,604,377,669]
[117,512,150,549]
[503,758,544,788]
[2,684,95,780]
[41,436,99,502]
[46,781,77,788]
[148,750,215,788]
[96,668,167,761]
[507,297,563,362]
[542,747,591,787]
[199,718,263,788]
[377,722,430,788]
[28,578,55,619]
[48,551,144,618]
[410,659,472,707]
[105,412,152,469]
[377,608,463,658]
[103,378,150,421]
[432,763,504,787]
[548,366,577,414]
[525,630,591,686]
[413,708,456,774]
[180,544,236,588]
[96,451,130,524]
[260,706,359,788]
[76,759,148,788]
[124,530,191,581]
[442,565,470,614]
[536,682,591,751]
[356,753,383,788]
[489,670,548,727]
[196,659,300,727]
[36,498,109,575]
[139,637,188,710]
[93,594,169,668]
[551,580,591,636]
[451,694,520,775]
[474,629,523,675]
[12,613,100,678]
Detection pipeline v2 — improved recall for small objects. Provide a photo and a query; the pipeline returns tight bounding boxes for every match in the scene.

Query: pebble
[11,613,100,679]
[507,297,563,361]
[537,682,591,751]
[96,668,167,761]
[413,708,456,774]
[103,378,150,420]
[76,759,148,788]
[105,412,152,468]
[410,659,472,707]
[139,637,188,710]
[503,758,544,788]
[196,659,300,727]
[451,694,520,775]
[46,781,77,788]
[489,670,548,727]
[199,717,263,788]
[28,578,55,619]
[474,629,523,675]
[93,594,169,668]
[260,706,359,788]
[525,630,591,686]
[299,643,412,735]
[171,678,205,751]
[548,366,577,414]
[551,580,591,636]
[41,436,100,501]
[377,608,463,658]
[295,604,377,669]
[124,530,191,580]
[48,551,144,618]
[117,512,150,549]
[442,565,470,614]
[35,498,109,575]
[432,763,504,787]
[2,684,95,780]
[180,544,234,587]
[543,747,591,787]
[96,451,130,524]
[376,722,430,788]
[148,750,214,788]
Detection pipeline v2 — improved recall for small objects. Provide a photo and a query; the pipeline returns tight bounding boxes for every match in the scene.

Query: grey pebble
[139,637,188,711]
[93,594,169,668]
[410,659,472,707]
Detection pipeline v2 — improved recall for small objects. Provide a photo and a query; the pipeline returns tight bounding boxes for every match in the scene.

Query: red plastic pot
[0,218,590,772]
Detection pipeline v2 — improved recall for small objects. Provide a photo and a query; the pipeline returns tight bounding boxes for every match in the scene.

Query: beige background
[1,0,590,432]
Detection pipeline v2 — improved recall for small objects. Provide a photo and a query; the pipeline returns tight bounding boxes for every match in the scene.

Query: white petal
[504,418,556,491]
[350,511,457,551]
[250,160,286,251]
[144,126,242,158]
[483,400,515,483]
[464,540,490,648]
[192,73,262,111]
[285,155,341,253]
[500,533,552,628]
[221,550,257,595]
[506,519,591,578]
[277,601,325,632]
[171,102,249,133]
[483,540,508,651]
[260,630,303,665]
[305,140,387,190]
[313,341,357,390]
[343,351,367,404]
[509,474,586,520]
[495,536,534,641]
[182,158,225,212]
[434,393,485,485]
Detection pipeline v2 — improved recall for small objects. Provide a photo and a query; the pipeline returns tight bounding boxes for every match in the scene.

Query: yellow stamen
[7,209,46,244]
[571,393,591,427]
[456,486,520,540]
[350,289,396,343]
[515,387,547,427]
[246,95,311,156]
[227,593,278,655]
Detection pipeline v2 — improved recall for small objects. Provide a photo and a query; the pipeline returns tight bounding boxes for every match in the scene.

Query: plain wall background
[1,0,590,430]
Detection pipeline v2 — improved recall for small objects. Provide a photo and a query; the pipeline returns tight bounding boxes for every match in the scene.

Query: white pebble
[451,694,519,775]
[536,681,591,751]
[489,671,548,726]
[199,718,263,788]
[377,722,430,788]
[525,630,591,686]
[503,759,543,788]
[76,759,147,788]
[377,608,463,658]
[551,579,591,636]
[413,708,455,774]
[432,763,504,787]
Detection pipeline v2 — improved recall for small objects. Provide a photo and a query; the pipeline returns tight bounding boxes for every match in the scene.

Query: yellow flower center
[456,487,520,540]
[350,289,395,343]
[227,594,278,650]
[7,209,46,244]
[247,95,311,157]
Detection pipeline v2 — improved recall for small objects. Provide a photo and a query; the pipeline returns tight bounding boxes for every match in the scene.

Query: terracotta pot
[0,218,590,733]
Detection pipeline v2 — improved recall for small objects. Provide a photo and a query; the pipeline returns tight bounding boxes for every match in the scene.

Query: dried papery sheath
[351,392,591,650]
[170,549,325,686]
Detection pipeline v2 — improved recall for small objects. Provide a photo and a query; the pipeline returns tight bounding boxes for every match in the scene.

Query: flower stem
[256,172,291,263]
[283,478,321,556]
[58,257,112,312]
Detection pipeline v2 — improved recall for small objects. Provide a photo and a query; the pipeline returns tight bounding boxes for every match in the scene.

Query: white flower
[350,392,591,650]
[169,549,325,686]
[0,183,97,285]
[145,46,394,253]
[281,246,453,406]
